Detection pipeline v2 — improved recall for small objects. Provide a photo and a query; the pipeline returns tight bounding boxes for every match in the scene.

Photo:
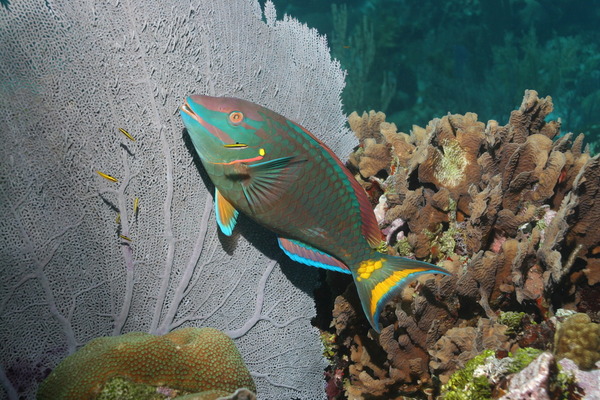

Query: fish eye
[229,111,244,125]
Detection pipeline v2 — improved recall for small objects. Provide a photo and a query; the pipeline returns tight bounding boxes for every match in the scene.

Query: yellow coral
[554,313,600,370]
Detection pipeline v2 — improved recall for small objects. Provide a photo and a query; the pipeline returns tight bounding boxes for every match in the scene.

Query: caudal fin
[353,254,450,332]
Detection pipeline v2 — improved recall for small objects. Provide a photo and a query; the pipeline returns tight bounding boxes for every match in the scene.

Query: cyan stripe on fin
[277,237,351,274]
[215,188,238,236]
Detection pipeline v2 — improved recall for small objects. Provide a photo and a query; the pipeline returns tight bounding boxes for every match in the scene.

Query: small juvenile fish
[119,234,132,242]
[133,197,139,217]
[118,127,136,141]
[179,95,450,331]
[96,170,118,183]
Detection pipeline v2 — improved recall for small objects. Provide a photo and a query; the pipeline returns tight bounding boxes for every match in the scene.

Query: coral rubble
[326,90,600,398]
[38,327,256,400]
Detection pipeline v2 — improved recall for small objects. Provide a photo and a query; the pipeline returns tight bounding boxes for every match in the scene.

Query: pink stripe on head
[190,95,265,122]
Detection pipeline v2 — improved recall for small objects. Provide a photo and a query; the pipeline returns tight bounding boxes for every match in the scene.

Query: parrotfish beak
[180,96,231,144]
[179,97,200,124]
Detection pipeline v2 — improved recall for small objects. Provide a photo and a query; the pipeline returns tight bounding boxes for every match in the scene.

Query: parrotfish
[179,95,449,331]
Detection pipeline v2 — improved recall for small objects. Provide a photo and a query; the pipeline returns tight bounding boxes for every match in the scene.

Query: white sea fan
[0,0,354,398]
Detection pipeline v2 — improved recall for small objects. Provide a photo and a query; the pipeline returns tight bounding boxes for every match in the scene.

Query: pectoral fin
[242,156,305,214]
[215,188,239,236]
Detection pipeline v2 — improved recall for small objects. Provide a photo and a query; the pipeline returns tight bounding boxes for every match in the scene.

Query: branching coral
[332,90,600,397]
[430,319,511,384]
[348,90,599,301]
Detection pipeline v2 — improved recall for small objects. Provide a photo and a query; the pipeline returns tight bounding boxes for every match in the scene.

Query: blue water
[263,0,600,150]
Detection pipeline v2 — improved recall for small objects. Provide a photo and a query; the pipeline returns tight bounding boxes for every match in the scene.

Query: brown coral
[348,111,393,178]
[332,90,600,398]
[418,113,485,203]
[429,318,510,384]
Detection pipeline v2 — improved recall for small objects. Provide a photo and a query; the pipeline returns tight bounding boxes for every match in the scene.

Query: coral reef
[37,327,255,400]
[325,90,600,398]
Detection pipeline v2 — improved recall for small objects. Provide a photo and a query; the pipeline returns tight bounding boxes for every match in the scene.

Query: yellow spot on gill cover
[259,148,266,156]
[356,258,384,281]
[433,139,467,188]
[369,268,426,317]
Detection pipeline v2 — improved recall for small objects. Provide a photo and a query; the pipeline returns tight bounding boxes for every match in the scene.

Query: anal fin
[278,237,351,274]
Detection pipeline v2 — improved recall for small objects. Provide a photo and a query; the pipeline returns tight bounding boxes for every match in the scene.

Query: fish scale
[180,95,450,331]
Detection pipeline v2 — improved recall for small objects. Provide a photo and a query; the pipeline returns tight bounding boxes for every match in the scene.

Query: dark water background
[261,0,600,152]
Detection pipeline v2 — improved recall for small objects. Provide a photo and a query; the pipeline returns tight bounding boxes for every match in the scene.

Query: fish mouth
[181,98,249,149]
[180,99,202,124]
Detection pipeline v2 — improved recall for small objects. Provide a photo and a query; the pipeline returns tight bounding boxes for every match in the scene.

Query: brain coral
[37,327,256,400]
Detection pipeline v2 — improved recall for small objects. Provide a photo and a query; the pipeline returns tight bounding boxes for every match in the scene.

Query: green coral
[320,331,338,360]
[505,348,543,374]
[554,313,600,370]
[421,222,462,262]
[441,350,495,400]
[433,140,468,189]
[497,311,527,335]
[375,240,388,253]
[38,327,256,400]
[441,348,546,400]
[394,236,413,257]
[437,224,460,256]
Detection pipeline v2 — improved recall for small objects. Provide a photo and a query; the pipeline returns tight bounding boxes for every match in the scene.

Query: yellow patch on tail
[369,268,426,317]
[356,258,385,281]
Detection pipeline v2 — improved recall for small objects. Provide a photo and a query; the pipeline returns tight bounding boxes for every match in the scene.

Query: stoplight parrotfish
[179,95,449,331]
